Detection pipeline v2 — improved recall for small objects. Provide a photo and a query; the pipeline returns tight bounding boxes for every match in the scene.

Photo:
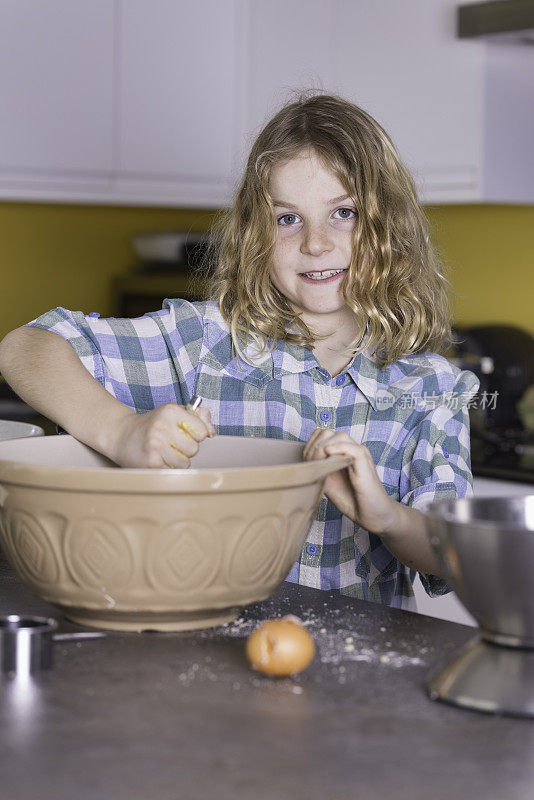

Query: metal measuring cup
[0,615,105,675]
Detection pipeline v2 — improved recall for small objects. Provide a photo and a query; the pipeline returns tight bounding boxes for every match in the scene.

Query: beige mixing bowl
[0,435,350,631]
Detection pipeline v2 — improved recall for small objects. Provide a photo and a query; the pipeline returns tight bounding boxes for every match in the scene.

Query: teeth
[302,269,344,280]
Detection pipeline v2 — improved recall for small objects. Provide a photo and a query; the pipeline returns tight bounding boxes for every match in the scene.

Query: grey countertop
[1,552,534,800]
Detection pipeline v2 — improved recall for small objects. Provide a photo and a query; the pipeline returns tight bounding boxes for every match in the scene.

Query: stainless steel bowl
[425,495,534,648]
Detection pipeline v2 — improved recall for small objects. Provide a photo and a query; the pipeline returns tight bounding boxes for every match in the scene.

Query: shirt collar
[272,330,391,412]
[271,339,318,377]
[198,312,274,388]
[346,349,389,411]
[201,307,399,411]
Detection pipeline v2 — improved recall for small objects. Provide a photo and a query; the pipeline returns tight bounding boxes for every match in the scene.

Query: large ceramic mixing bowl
[425,495,534,647]
[0,434,350,631]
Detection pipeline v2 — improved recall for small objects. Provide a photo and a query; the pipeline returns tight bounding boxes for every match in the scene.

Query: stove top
[471,427,534,484]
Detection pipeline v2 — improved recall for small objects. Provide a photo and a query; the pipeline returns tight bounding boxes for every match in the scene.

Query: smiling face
[268,148,357,335]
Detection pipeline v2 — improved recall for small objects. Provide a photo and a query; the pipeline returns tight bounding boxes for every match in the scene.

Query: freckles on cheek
[271,240,289,274]
[274,236,292,261]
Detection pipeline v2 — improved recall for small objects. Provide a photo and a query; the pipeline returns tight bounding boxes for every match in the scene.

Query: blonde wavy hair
[199,91,454,368]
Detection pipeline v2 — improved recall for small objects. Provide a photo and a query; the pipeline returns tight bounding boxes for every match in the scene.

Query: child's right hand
[107,403,216,469]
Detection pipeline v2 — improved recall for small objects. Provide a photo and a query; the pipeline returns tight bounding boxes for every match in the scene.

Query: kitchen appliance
[458,0,534,44]
[115,231,211,317]
[113,271,208,318]
[131,231,210,271]
[425,494,534,717]
[452,324,534,484]
[427,636,534,717]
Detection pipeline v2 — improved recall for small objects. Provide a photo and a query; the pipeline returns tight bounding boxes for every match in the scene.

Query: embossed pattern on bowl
[0,435,350,631]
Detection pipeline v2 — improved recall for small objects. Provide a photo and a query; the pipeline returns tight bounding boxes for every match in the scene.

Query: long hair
[199,91,454,368]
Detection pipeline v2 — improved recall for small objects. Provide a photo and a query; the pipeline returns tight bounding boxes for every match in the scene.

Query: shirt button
[336,374,345,386]
[319,410,331,422]
[306,544,318,555]
[442,447,449,458]
[88,312,100,318]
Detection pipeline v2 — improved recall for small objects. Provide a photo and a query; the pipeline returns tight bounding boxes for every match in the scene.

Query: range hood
[458,0,534,43]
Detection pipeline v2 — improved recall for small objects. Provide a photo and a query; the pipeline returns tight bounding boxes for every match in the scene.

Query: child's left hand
[303,428,399,536]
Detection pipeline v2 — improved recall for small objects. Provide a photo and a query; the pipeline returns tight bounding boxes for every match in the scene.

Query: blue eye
[277,213,300,226]
[333,207,356,220]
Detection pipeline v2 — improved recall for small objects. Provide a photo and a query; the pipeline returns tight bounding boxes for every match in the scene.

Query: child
[0,92,479,610]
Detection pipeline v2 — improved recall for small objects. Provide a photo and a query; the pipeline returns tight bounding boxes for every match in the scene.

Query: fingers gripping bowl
[0,435,350,631]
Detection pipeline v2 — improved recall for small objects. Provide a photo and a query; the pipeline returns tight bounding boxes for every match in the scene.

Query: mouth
[298,268,347,283]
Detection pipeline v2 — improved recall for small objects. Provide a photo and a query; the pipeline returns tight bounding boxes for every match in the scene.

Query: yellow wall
[0,202,217,338]
[425,205,533,336]
[0,201,532,340]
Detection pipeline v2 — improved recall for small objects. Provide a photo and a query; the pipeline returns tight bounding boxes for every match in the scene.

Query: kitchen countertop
[1,553,534,800]
[473,460,534,483]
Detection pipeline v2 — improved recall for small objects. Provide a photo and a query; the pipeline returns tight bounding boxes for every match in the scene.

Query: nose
[300,222,334,257]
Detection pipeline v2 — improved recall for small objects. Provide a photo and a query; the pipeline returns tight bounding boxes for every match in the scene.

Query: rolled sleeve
[25,299,204,412]
[400,368,480,597]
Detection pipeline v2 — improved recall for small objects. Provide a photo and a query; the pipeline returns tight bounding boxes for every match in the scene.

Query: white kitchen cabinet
[0,0,115,197]
[0,0,244,206]
[332,0,484,203]
[116,0,242,206]
[333,0,534,203]
[243,0,481,201]
[0,0,533,206]
[243,0,534,204]
[239,0,335,159]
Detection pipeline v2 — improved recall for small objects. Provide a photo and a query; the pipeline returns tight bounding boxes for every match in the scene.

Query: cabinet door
[118,0,240,201]
[0,0,114,177]
[241,0,335,167]
[332,0,485,201]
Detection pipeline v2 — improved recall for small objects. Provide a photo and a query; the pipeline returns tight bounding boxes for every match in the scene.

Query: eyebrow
[272,194,352,209]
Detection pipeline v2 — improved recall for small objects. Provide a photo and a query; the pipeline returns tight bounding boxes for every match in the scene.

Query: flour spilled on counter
[192,604,429,690]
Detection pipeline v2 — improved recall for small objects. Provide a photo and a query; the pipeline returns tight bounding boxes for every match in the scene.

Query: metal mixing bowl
[425,495,534,647]
[0,434,350,632]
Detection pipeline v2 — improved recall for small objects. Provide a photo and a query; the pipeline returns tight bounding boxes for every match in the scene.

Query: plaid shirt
[28,298,480,611]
